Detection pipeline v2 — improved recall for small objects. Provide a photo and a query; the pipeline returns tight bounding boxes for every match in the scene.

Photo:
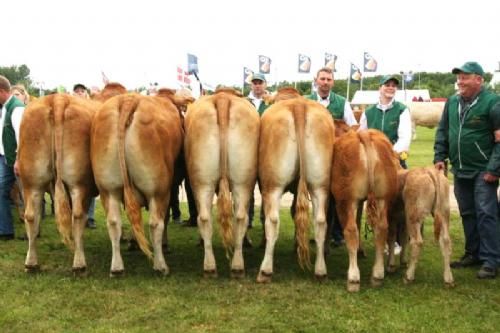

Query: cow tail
[118,95,152,258]
[292,103,311,269]
[427,168,446,241]
[52,94,74,249]
[215,95,233,254]
[359,131,377,227]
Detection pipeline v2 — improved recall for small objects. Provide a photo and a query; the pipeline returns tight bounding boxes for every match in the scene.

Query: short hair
[315,67,334,79]
[11,84,29,103]
[0,75,11,92]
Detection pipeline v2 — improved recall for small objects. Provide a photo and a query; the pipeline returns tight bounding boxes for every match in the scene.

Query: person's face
[73,87,87,98]
[315,71,334,96]
[12,90,26,104]
[456,73,482,99]
[251,80,266,97]
[379,80,398,100]
[0,89,9,104]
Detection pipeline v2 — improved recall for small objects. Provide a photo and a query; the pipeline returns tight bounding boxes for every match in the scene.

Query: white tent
[351,89,431,105]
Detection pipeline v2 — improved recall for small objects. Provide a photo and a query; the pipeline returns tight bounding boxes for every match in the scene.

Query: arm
[485,101,500,182]
[343,103,358,126]
[433,101,450,167]
[393,108,412,153]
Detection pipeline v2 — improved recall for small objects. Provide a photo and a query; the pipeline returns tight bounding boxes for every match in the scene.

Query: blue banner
[350,63,362,83]
[187,53,199,74]
[363,52,378,72]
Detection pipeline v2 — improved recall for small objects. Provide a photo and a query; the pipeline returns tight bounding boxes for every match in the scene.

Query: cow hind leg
[311,188,328,280]
[257,188,283,283]
[70,187,88,274]
[403,215,423,284]
[230,184,251,279]
[371,200,388,288]
[437,213,454,287]
[23,188,43,273]
[103,193,125,277]
[149,196,169,276]
[338,200,360,292]
[196,187,217,277]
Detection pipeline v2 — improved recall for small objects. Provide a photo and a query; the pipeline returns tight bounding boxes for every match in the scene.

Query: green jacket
[247,97,269,116]
[306,92,346,119]
[434,88,500,178]
[2,96,25,166]
[364,101,407,145]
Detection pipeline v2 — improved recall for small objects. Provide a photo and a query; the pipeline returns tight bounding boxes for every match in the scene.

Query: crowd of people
[0,60,498,279]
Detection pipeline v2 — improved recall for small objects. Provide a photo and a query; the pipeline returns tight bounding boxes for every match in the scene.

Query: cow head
[91,82,127,102]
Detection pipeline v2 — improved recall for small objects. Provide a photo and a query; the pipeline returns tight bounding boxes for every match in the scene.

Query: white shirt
[0,95,25,156]
[358,98,412,153]
[247,91,263,110]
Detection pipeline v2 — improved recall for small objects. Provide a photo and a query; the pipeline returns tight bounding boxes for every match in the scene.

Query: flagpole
[346,73,351,102]
[360,75,364,91]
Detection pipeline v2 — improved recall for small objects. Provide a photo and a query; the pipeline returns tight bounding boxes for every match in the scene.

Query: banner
[350,63,362,83]
[298,54,311,73]
[363,52,378,72]
[187,53,199,74]
[243,67,254,85]
[177,66,191,85]
[325,53,337,72]
[258,55,271,74]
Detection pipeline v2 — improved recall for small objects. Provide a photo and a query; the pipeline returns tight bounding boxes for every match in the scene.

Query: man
[72,83,96,229]
[434,61,500,279]
[0,75,25,240]
[307,67,358,247]
[246,73,270,247]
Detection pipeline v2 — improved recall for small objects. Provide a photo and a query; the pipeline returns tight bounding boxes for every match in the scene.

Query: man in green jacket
[434,61,500,279]
[0,75,25,240]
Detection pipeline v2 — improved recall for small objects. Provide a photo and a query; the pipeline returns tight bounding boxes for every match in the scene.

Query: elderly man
[434,61,500,279]
[0,75,25,240]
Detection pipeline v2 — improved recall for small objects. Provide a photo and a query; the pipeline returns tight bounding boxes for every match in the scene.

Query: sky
[4,0,500,92]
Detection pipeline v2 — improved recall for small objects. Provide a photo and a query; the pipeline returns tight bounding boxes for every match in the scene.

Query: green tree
[0,64,32,87]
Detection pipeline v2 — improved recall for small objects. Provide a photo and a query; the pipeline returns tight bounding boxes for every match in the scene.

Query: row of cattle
[16,85,453,292]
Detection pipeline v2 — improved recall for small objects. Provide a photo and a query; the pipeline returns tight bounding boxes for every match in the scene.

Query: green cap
[452,61,484,77]
[379,75,399,86]
[251,73,266,83]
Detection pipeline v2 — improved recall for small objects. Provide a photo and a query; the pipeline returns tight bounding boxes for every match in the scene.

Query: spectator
[0,75,25,240]
[434,61,500,279]
[11,84,30,105]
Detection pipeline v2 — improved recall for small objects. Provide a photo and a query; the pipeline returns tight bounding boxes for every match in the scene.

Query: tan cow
[91,92,190,276]
[387,167,454,286]
[18,94,101,272]
[331,129,400,292]
[408,101,445,140]
[184,88,259,278]
[257,90,335,282]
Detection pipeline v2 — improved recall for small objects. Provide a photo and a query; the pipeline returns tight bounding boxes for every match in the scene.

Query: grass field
[1,128,499,333]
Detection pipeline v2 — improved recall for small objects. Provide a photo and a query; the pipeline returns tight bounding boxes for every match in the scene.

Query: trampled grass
[1,127,499,333]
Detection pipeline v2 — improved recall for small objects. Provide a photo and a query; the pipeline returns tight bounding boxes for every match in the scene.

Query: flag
[298,54,311,73]
[325,53,337,72]
[187,53,199,74]
[259,55,271,74]
[350,63,362,83]
[404,73,414,83]
[177,67,191,85]
[101,71,110,84]
[363,52,378,72]
[243,67,254,85]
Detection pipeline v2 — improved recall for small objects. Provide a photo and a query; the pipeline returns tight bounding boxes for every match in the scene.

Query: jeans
[0,155,16,236]
[454,172,500,269]
[88,197,96,220]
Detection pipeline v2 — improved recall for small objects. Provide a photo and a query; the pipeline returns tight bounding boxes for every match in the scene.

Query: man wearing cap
[73,83,89,99]
[0,75,25,240]
[434,61,500,279]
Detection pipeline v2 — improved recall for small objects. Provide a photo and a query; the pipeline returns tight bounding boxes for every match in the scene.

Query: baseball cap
[379,75,400,86]
[73,83,87,91]
[451,61,484,77]
[251,73,266,83]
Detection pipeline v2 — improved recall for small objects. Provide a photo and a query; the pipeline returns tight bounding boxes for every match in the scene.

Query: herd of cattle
[15,84,454,292]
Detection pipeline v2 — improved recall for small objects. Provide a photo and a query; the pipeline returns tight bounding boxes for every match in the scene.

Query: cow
[386,167,454,286]
[17,94,102,273]
[184,88,259,278]
[331,129,400,292]
[257,88,335,282]
[91,91,191,276]
[408,101,445,140]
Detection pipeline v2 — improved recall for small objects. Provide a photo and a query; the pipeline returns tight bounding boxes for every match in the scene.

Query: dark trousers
[454,172,500,269]
[184,177,197,224]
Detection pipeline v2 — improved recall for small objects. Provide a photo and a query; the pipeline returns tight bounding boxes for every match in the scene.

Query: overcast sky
[4,0,499,91]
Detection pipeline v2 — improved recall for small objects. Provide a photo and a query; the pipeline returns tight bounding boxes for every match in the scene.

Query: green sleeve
[433,100,450,164]
[486,100,500,175]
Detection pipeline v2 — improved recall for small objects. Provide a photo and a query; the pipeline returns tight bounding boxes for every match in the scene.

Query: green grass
[1,127,499,333]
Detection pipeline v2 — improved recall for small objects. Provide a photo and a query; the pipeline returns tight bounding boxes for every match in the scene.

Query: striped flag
[259,55,271,74]
[177,67,191,85]
[350,63,362,83]
[325,53,337,72]
[298,54,311,73]
[363,52,378,72]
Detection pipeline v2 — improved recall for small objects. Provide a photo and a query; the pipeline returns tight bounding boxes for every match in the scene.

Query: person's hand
[14,160,20,176]
[483,172,499,183]
[435,161,446,171]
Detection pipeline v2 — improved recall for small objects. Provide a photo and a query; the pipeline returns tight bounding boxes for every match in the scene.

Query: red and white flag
[177,67,191,85]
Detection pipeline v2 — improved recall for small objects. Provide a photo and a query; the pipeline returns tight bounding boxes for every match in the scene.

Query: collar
[376,98,395,111]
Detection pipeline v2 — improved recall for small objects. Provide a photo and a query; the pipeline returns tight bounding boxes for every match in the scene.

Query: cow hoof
[72,266,87,277]
[110,270,125,278]
[403,276,414,285]
[230,269,245,279]
[387,265,398,273]
[24,264,40,274]
[315,274,328,283]
[203,269,218,279]
[256,270,273,283]
[347,280,360,292]
[154,268,170,277]
[371,276,384,288]
[444,281,455,289]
